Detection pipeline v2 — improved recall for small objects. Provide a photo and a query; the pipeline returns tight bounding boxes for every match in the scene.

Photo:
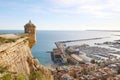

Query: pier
[60,37,109,43]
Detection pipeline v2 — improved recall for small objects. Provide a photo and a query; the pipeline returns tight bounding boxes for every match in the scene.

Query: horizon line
[0,29,120,31]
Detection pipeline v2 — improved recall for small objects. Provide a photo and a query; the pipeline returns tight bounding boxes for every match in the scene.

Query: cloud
[48,0,120,17]
[107,0,120,12]
[51,0,98,7]
[2,0,120,18]
[27,6,46,14]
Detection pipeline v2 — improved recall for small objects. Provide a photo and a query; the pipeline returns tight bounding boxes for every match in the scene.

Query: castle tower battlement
[24,20,36,48]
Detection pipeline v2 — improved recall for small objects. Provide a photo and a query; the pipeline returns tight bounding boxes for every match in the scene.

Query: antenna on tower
[29,20,32,24]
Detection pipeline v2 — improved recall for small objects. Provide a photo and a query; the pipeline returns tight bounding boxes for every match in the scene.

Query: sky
[0,0,120,30]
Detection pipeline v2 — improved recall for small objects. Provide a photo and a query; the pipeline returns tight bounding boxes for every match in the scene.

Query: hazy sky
[0,0,120,30]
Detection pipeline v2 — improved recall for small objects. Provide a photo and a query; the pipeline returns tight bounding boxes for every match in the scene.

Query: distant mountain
[86,30,120,32]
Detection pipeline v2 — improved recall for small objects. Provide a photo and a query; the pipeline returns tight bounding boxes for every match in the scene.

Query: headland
[0,21,53,80]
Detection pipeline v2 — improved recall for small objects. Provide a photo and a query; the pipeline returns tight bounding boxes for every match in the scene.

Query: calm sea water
[0,30,120,65]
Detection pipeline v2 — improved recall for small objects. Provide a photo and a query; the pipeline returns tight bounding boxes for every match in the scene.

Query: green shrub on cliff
[29,71,43,80]
[0,73,27,80]
[16,74,26,80]
[1,73,13,80]
[0,37,18,44]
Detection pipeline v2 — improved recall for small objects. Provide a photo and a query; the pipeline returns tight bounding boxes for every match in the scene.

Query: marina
[51,37,120,65]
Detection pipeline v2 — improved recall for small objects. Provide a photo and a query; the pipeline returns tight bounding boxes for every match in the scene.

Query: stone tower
[24,20,36,48]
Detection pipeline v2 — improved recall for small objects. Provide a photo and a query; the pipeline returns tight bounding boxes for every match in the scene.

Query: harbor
[50,37,120,80]
[51,37,120,66]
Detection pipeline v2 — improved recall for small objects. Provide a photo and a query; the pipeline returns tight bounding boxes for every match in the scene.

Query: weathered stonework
[24,20,36,48]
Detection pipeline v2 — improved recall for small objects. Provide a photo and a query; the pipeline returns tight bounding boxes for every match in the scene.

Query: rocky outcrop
[0,37,53,80]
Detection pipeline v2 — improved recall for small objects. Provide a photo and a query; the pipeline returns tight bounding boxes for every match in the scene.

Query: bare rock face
[0,38,30,75]
[0,37,53,80]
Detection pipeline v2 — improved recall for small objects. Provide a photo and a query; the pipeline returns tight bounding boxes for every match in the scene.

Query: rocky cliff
[0,35,53,80]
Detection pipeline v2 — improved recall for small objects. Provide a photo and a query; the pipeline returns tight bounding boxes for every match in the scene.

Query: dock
[54,42,67,63]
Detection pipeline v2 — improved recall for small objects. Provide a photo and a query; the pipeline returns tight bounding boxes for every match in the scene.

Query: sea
[0,30,120,66]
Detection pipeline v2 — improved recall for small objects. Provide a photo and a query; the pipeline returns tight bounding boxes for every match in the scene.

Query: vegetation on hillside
[0,66,53,80]
[0,37,18,45]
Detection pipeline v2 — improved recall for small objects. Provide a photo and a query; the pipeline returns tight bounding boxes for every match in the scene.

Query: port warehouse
[51,48,85,64]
